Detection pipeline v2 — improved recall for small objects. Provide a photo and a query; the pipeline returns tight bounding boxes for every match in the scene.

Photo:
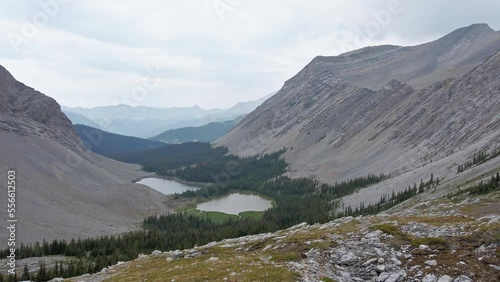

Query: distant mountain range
[64,110,102,129]
[62,93,273,138]
[74,124,166,157]
[149,117,241,144]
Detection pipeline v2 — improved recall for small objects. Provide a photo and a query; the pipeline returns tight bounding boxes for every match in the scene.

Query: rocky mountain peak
[430,23,496,51]
[283,24,500,93]
[457,23,493,34]
[0,64,86,155]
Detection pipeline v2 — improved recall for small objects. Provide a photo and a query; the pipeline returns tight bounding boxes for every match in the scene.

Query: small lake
[197,193,272,215]
[136,177,200,195]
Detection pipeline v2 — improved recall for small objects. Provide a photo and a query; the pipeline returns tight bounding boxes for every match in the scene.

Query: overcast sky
[0,0,499,109]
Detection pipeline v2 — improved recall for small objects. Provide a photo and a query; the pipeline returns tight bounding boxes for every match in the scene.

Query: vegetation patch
[372,224,405,239]
[410,237,447,249]
[270,252,301,262]
[101,247,301,282]
[391,215,473,226]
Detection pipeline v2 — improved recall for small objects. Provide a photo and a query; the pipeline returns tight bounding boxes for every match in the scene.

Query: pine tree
[59,261,64,277]
[419,179,425,193]
[35,262,47,282]
[53,261,58,276]
[7,274,17,282]
[21,264,30,281]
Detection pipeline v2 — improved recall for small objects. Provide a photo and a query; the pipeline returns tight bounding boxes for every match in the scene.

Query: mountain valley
[0,22,499,282]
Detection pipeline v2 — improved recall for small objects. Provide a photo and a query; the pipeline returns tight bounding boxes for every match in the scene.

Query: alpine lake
[136,177,273,222]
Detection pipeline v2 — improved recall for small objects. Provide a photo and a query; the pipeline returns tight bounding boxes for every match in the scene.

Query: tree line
[457,149,500,173]
[468,171,500,194]
[0,260,94,282]
[339,173,436,217]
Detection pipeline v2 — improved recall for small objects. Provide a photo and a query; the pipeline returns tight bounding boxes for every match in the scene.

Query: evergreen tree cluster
[166,150,287,184]
[0,260,95,282]
[457,149,499,173]
[0,215,278,281]
[339,173,436,217]
[114,142,229,172]
[467,171,500,195]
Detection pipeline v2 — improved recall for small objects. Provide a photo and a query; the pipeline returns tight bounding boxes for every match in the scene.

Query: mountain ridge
[216,24,500,192]
[282,23,500,92]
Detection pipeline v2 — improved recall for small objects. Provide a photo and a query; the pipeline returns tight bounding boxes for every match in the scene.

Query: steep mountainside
[0,66,170,246]
[150,118,240,144]
[216,25,500,194]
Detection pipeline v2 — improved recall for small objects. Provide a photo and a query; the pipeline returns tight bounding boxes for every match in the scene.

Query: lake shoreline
[132,174,213,188]
[134,177,274,222]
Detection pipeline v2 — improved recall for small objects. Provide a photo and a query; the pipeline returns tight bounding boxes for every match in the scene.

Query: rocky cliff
[0,65,86,155]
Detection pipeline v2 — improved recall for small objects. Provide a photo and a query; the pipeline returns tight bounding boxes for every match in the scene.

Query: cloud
[0,0,499,109]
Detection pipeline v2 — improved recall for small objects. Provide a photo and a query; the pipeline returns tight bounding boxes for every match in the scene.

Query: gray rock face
[0,65,86,155]
[216,24,500,191]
